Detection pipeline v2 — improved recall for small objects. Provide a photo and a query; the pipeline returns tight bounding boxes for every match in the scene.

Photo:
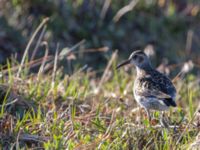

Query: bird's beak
[116,59,130,69]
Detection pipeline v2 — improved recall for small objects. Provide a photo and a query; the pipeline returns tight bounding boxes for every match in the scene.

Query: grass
[0,1,199,149]
[0,18,199,149]
[0,48,200,150]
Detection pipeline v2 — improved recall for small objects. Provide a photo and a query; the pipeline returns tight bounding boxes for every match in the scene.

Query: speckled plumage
[117,50,177,121]
[134,68,176,111]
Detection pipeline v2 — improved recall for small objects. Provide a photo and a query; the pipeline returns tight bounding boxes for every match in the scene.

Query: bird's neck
[136,66,153,76]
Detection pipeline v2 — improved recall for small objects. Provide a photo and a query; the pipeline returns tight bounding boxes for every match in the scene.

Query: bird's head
[116,50,152,70]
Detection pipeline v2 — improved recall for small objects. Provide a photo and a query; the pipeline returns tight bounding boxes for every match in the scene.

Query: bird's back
[134,69,176,109]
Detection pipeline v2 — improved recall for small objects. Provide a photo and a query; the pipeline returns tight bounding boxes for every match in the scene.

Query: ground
[0,49,200,149]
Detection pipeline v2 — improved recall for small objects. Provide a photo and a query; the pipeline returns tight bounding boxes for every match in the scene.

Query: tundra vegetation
[0,0,200,149]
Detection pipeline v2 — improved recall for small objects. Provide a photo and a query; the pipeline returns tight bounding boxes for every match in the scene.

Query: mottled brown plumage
[117,50,177,122]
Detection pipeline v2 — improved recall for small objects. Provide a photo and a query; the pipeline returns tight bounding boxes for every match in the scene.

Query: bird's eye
[133,55,138,59]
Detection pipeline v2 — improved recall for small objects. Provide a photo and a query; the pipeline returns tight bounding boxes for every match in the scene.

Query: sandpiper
[116,50,176,123]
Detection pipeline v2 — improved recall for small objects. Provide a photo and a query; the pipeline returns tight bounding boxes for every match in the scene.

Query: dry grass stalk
[30,25,47,61]
[37,41,49,79]
[17,17,49,78]
[100,0,112,20]
[98,50,118,90]
[176,103,200,145]
[51,44,59,89]
[113,0,139,22]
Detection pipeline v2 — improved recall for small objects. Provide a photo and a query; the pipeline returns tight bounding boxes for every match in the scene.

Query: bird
[116,50,177,125]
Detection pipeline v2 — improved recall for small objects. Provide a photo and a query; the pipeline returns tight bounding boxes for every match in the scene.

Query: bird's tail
[163,98,177,107]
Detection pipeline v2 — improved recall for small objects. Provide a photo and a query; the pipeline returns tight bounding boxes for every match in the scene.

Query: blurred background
[0,0,200,74]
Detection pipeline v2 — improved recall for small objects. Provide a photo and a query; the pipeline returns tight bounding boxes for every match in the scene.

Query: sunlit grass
[0,55,199,149]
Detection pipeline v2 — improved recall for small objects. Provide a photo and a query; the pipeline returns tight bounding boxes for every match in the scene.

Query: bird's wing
[135,75,176,99]
[135,88,171,99]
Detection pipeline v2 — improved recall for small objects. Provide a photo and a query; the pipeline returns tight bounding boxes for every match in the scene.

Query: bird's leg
[145,108,151,122]
[138,107,142,124]
[160,111,169,128]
